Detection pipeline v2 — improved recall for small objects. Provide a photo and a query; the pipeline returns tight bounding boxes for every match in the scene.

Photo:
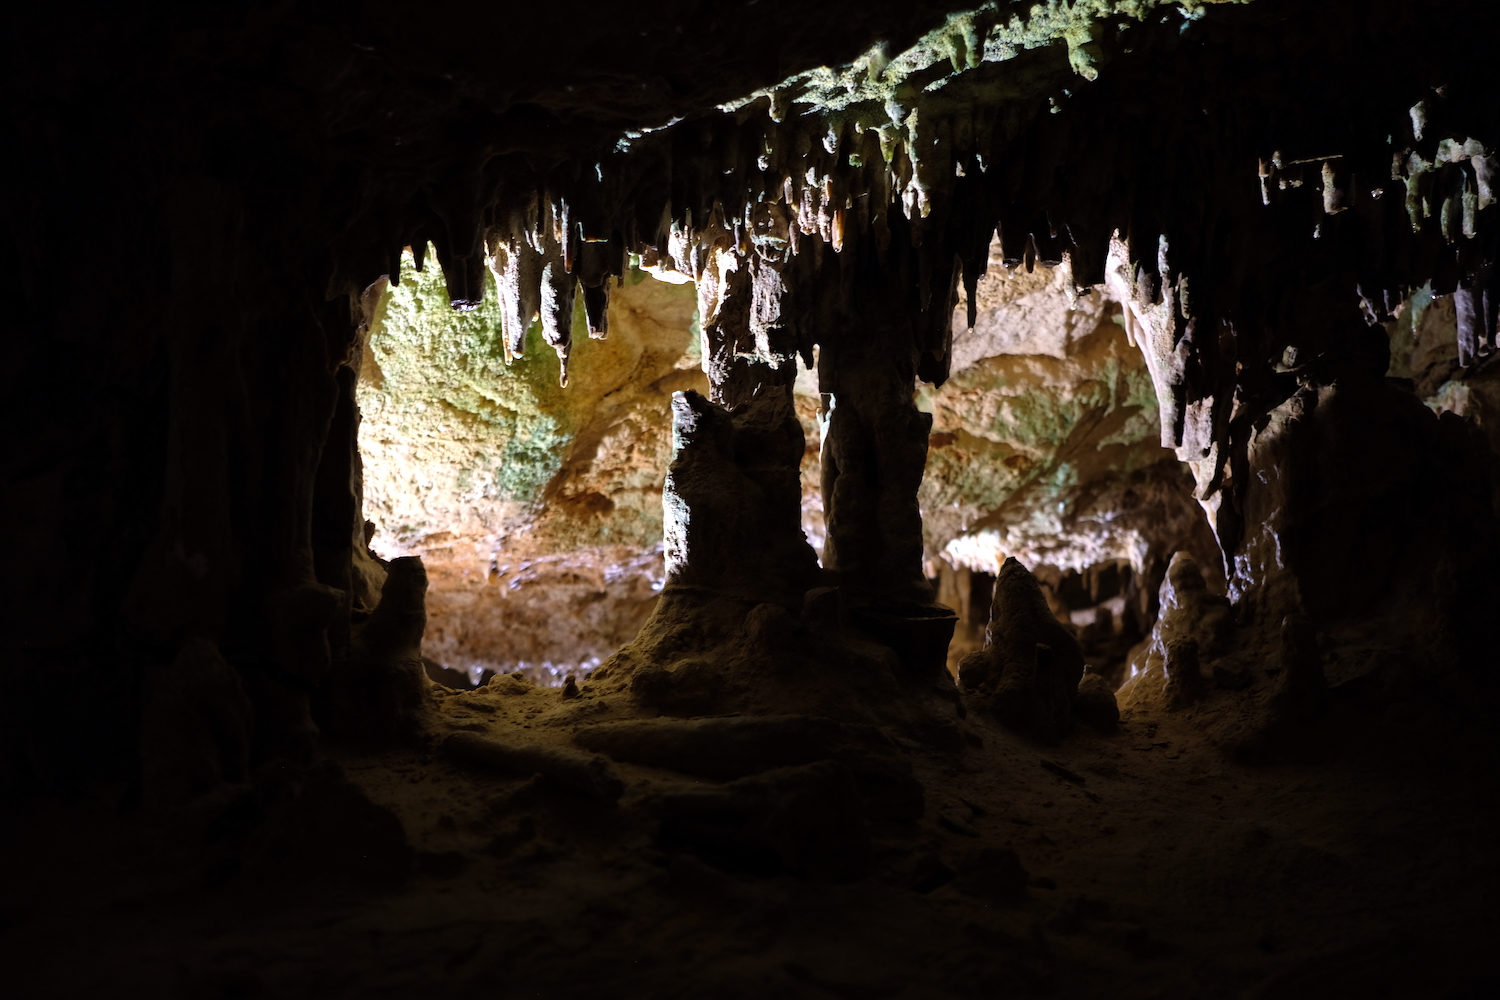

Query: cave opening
[357,239,1214,695]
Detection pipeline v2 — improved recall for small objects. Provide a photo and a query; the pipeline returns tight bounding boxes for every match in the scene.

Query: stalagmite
[324,556,432,741]
[959,557,1084,741]
[1074,672,1120,731]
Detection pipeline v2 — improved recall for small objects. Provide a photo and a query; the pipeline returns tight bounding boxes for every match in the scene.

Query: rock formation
[959,557,1086,741]
[357,259,704,682]
[662,389,820,604]
[323,556,432,741]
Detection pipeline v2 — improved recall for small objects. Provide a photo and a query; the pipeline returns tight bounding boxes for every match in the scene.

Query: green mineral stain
[723,1,1246,123]
[915,317,1169,546]
[362,247,581,538]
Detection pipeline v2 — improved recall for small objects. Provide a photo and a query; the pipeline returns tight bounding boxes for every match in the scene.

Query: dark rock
[952,845,1030,902]
[325,556,433,741]
[271,583,344,687]
[744,601,799,653]
[655,760,873,882]
[1075,672,1120,731]
[423,657,473,690]
[627,657,728,717]
[662,389,820,604]
[1269,614,1329,723]
[139,637,253,811]
[575,715,923,820]
[1039,759,1087,785]
[817,301,937,605]
[909,853,957,894]
[445,732,623,802]
[957,650,990,691]
[964,558,1085,741]
[1048,894,1114,934]
[1163,638,1205,710]
[242,760,412,889]
[1213,659,1254,690]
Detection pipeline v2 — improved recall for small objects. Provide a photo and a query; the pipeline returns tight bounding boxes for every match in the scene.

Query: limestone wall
[360,249,1224,683]
[359,253,704,682]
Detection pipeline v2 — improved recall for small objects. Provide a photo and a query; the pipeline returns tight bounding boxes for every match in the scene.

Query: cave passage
[357,243,1210,692]
[6,2,1500,997]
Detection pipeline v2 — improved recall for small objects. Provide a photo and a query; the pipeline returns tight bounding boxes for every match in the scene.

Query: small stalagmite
[323,556,433,741]
[959,557,1085,741]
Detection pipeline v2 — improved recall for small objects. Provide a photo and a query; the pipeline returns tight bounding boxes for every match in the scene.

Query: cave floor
[3,686,1496,1000]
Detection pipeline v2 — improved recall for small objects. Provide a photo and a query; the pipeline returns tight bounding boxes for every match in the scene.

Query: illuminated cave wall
[362,243,1225,684]
[359,254,703,682]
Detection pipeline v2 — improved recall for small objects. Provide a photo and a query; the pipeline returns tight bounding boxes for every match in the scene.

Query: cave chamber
[4,1,1500,997]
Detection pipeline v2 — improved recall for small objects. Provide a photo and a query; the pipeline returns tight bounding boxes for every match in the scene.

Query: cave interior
[4,1,1500,997]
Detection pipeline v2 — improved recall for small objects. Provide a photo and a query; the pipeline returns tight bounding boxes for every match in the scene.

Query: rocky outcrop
[444,731,623,801]
[925,263,1220,590]
[959,558,1085,741]
[918,260,1223,679]
[1117,551,1233,710]
[662,389,820,603]
[322,556,432,741]
[575,714,924,821]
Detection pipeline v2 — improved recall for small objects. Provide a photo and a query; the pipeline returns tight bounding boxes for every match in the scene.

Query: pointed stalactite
[540,259,576,387]
[583,281,610,339]
[576,239,617,339]
[1455,263,1498,366]
[432,199,488,311]
[492,237,543,362]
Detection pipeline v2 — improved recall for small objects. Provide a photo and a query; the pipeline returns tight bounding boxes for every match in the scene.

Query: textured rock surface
[662,389,820,603]
[323,556,432,741]
[1074,672,1120,731]
[959,557,1086,741]
[919,260,1222,676]
[359,256,704,680]
[362,248,1217,684]
[925,261,1216,584]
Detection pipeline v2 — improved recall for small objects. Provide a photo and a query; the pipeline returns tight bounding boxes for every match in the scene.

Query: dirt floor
[3,673,1497,1000]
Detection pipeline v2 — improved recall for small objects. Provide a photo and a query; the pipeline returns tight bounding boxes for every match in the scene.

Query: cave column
[659,254,820,605]
[815,293,935,608]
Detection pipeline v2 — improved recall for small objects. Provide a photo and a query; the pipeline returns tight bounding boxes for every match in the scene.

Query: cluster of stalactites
[480,192,622,387]
[401,9,1500,424]
[396,5,1239,391]
[413,89,1078,396]
[1260,121,1500,360]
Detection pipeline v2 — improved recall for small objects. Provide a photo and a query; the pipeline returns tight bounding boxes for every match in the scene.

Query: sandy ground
[3,678,1496,1000]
